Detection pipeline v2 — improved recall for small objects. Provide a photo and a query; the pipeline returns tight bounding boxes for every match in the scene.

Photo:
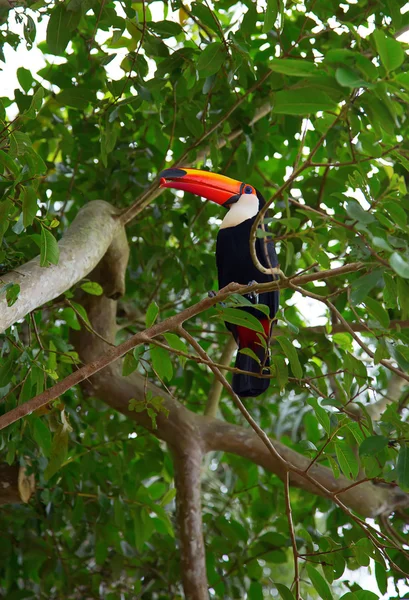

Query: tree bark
[0,201,122,333]
[2,198,409,598]
[70,285,409,520]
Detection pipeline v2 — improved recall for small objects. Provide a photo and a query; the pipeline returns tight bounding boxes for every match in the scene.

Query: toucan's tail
[232,351,270,398]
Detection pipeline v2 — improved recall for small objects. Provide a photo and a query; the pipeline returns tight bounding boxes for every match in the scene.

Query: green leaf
[335,67,369,88]
[70,301,91,327]
[361,97,396,136]
[344,351,367,382]
[239,347,261,363]
[164,333,188,367]
[383,273,397,309]
[9,131,32,158]
[22,186,37,228]
[122,352,138,377]
[374,341,389,365]
[270,59,316,77]
[46,3,81,55]
[335,441,359,480]
[80,281,103,296]
[371,236,392,252]
[218,307,265,334]
[0,149,19,176]
[363,297,390,328]
[397,444,409,490]
[197,43,226,77]
[263,0,278,33]
[229,294,271,317]
[373,29,404,73]
[32,417,52,457]
[275,336,303,378]
[17,67,34,93]
[274,89,336,115]
[40,226,59,267]
[346,200,375,224]
[44,422,71,480]
[148,21,182,38]
[327,455,340,478]
[6,283,20,307]
[306,564,333,600]
[275,583,295,600]
[350,270,383,304]
[146,301,159,328]
[307,398,331,435]
[272,355,288,389]
[190,2,218,31]
[352,539,371,567]
[390,253,409,279]
[150,344,173,382]
[160,487,176,507]
[375,561,387,596]
[359,436,389,456]
[384,200,407,226]
[56,87,95,110]
[249,581,263,600]
[25,87,44,119]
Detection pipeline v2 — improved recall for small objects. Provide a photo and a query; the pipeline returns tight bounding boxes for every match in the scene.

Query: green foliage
[0,0,409,598]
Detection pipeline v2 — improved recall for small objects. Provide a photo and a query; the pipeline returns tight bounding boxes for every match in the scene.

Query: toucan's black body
[216,196,279,397]
[159,168,280,398]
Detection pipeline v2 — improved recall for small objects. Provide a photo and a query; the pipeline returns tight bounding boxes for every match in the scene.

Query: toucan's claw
[208,290,226,307]
[246,280,259,304]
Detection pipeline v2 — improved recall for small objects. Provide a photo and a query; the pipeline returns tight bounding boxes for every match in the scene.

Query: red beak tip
[159,177,167,187]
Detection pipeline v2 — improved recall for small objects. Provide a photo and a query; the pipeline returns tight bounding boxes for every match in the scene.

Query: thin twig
[285,471,300,600]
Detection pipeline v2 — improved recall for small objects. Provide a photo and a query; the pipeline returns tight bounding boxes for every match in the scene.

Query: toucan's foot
[208,290,226,307]
[246,280,259,304]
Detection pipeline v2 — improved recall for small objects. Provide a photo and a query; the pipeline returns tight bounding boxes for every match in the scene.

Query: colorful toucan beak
[159,168,244,206]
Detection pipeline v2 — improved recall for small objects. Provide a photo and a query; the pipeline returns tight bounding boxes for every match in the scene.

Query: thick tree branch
[0,201,123,332]
[172,446,208,600]
[202,418,409,517]
[66,266,409,522]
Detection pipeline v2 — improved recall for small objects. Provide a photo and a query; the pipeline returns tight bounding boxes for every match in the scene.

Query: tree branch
[67,274,409,521]
[172,446,208,600]
[0,201,124,333]
[0,262,364,430]
[285,471,300,600]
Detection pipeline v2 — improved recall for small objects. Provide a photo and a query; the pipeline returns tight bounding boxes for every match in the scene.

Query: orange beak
[159,168,245,206]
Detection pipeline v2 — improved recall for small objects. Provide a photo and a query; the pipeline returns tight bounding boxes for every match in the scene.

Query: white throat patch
[220,194,259,229]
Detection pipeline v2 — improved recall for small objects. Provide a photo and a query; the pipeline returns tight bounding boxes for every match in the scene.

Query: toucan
[160,168,279,398]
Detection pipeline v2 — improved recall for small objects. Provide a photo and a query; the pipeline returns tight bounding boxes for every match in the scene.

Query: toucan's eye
[245,186,253,194]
